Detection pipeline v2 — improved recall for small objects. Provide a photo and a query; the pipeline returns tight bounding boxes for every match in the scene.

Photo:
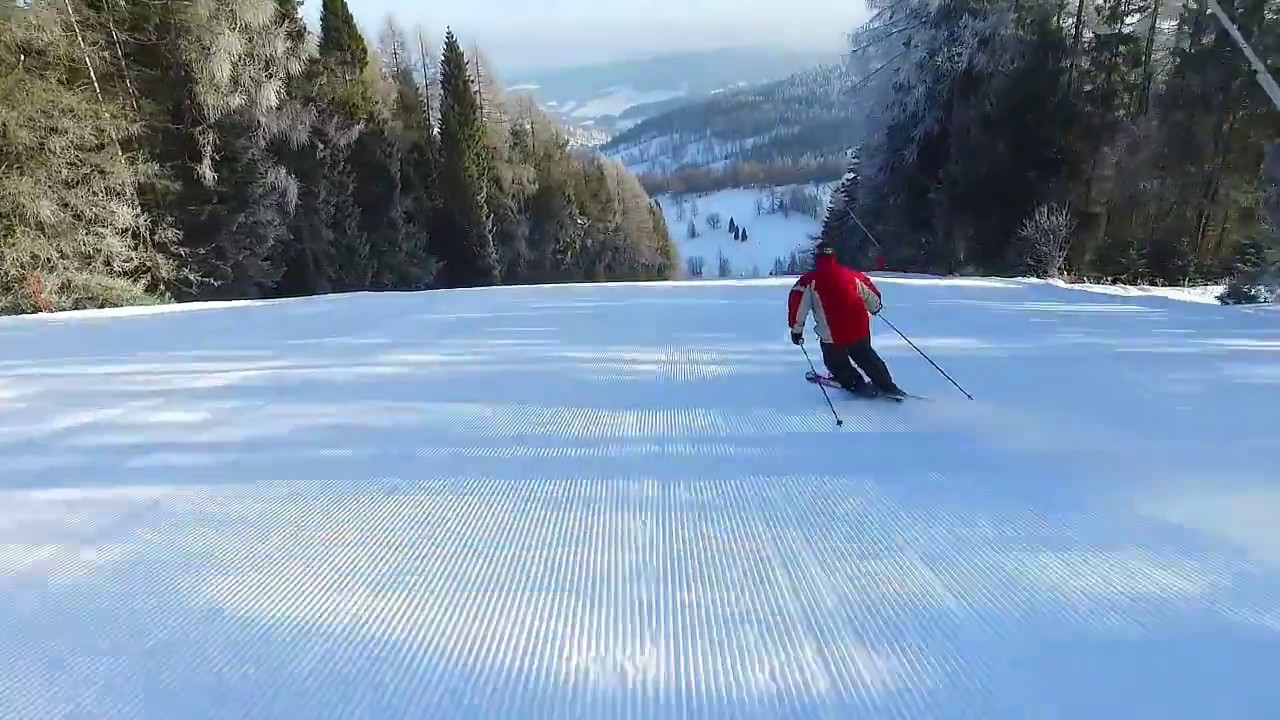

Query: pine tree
[391,38,441,289]
[319,0,368,75]
[650,204,677,279]
[273,0,346,297]
[528,158,583,281]
[435,29,499,287]
[316,0,415,292]
[351,126,410,289]
[577,158,625,279]
[821,160,861,263]
[386,23,444,289]
[276,114,355,297]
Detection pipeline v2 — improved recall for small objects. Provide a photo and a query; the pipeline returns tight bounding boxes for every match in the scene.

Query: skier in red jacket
[787,241,904,398]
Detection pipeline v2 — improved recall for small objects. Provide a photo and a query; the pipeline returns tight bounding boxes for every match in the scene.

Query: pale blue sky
[302,0,868,74]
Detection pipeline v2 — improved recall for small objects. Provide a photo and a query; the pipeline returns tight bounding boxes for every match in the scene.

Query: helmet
[814,241,836,257]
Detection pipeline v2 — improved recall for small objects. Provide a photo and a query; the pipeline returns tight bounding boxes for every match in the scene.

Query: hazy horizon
[301,0,868,75]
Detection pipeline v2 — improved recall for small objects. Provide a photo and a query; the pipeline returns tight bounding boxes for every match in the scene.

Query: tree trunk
[1194,107,1238,259]
[63,0,104,105]
[1137,0,1161,115]
[1066,0,1088,95]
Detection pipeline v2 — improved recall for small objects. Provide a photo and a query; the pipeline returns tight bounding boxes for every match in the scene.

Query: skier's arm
[788,277,813,335]
[852,271,883,315]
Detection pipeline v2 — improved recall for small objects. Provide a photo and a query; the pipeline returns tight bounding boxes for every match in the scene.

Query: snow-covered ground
[659,186,828,277]
[1040,277,1228,304]
[2,276,1279,719]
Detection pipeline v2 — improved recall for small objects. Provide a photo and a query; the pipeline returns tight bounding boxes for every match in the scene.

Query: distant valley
[503,47,836,139]
[500,44,867,267]
[602,61,868,195]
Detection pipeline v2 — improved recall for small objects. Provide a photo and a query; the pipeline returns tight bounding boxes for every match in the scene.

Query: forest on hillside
[821,0,1280,302]
[605,64,866,196]
[0,0,676,315]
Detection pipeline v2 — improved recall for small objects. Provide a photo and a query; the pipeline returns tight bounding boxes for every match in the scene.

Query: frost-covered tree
[73,0,313,299]
[0,3,179,312]
[843,0,1280,291]
[850,0,1088,273]
[1016,203,1076,278]
[0,3,673,316]
[821,155,865,263]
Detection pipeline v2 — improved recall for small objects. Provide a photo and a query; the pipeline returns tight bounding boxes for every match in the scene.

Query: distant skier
[787,241,905,398]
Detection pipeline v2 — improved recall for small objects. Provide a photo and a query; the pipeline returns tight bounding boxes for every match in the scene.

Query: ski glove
[790,332,804,346]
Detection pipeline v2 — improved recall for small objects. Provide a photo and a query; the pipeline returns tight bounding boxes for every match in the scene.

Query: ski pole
[800,343,844,427]
[842,204,973,399]
[846,205,883,253]
[879,315,974,400]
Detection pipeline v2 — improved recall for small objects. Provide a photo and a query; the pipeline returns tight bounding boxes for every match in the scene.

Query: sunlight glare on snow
[1136,488,1280,569]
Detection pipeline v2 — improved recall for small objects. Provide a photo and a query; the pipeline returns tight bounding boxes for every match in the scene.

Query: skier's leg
[820,341,869,392]
[849,337,904,395]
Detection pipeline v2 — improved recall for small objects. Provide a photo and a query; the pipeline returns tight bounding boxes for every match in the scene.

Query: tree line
[822,0,1280,302]
[639,157,848,197]
[0,0,676,315]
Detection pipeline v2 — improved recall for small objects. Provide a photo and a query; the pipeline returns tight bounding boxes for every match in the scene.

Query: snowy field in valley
[657,186,826,277]
[1,275,1279,719]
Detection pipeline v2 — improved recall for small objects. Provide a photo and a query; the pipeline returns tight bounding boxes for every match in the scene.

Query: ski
[805,371,909,402]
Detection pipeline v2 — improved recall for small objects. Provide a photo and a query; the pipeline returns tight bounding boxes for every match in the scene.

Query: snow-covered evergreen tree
[820,151,866,264]
[844,0,1280,290]
[850,0,1076,273]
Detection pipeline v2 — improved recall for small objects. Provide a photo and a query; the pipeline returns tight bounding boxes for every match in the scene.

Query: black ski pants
[821,338,901,394]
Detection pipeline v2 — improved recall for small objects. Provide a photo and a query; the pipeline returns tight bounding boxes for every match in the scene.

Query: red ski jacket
[788,255,883,344]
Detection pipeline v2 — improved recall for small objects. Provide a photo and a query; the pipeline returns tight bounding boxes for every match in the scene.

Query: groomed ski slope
[1,275,1279,719]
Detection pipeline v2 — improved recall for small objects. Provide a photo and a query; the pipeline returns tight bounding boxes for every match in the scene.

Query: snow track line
[419,402,915,438]
[783,474,957,717]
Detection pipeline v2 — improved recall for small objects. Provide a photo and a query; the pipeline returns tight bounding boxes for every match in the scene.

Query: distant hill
[504,47,836,139]
[601,62,867,194]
